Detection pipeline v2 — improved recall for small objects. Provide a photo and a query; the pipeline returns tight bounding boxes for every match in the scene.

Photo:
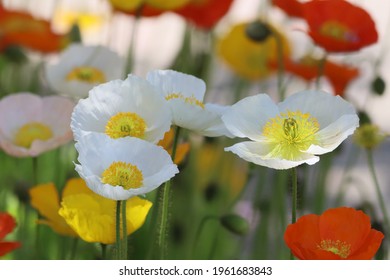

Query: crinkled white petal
[71,75,172,143]
[222,94,279,141]
[278,90,357,128]
[307,114,359,154]
[225,141,319,170]
[45,44,124,98]
[203,103,234,138]
[165,99,229,137]
[146,69,206,101]
[75,133,179,200]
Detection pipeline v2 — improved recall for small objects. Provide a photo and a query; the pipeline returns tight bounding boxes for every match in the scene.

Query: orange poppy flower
[302,0,378,52]
[0,212,21,257]
[283,55,359,95]
[0,4,68,53]
[175,0,234,29]
[284,207,384,260]
[158,128,190,165]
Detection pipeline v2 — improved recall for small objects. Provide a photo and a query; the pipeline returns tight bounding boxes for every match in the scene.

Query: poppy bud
[353,123,386,150]
[371,76,386,96]
[4,46,27,64]
[220,214,249,235]
[245,20,272,42]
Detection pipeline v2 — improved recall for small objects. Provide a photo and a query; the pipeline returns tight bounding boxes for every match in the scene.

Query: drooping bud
[354,123,386,150]
[220,214,249,235]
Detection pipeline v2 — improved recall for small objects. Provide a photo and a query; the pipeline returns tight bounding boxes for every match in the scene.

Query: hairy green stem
[366,149,390,235]
[156,126,181,259]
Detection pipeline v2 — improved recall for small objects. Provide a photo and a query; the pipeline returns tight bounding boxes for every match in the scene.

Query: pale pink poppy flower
[0,93,75,157]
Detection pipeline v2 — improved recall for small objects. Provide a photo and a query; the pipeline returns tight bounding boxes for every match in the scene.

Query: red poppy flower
[283,55,359,95]
[284,207,384,260]
[0,4,68,53]
[0,212,21,257]
[272,0,304,18]
[302,0,378,52]
[175,0,234,30]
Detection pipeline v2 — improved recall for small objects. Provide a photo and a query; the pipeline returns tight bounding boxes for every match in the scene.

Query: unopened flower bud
[354,123,386,149]
[371,76,386,96]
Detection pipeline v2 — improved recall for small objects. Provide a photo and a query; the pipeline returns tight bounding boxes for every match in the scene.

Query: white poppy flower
[74,133,179,200]
[222,90,359,170]
[146,69,233,137]
[0,93,74,157]
[71,75,172,143]
[45,43,124,99]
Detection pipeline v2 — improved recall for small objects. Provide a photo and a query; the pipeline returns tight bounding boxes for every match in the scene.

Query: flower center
[262,111,319,160]
[319,21,358,43]
[66,66,106,83]
[13,122,53,148]
[101,161,143,190]
[318,239,351,259]
[105,112,147,139]
[165,93,205,109]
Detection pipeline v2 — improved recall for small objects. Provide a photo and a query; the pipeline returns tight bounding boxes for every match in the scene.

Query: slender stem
[121,200,128,259]
[115,200,121,259]
[125,5,144,75]
[366,149,390,235]
[191,216,217,258]
[290,167,298,260]
[315,53,327,90]
[68,238,78,260]
[156,126,181,259]
[101,243,107,260]
[291,168,298,224]
[273,31,285,101]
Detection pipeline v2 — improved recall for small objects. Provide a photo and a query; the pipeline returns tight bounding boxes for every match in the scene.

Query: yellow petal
[59,193,152,244]
[109,0,143,11]
[217,22,291,80]
[29,183,76,236]
[62,177,94,198]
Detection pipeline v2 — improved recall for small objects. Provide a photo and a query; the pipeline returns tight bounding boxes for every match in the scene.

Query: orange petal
[349,229,384,260]
[319,207,371,255]
[284,214,321,260]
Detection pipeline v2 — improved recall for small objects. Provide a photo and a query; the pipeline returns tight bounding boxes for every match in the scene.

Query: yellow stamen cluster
[262,111,319,160]
[105,112,147,139]
[66,66,106,83]
[165,93,205,109]
[317,239,351,259]
[319,21,357,43]
[101,161,143,190]
[14,122,53,148]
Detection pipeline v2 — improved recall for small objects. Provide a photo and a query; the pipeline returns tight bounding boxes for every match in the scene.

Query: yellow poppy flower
[217,21,291,80]
[59,191,152,244]
[110,0,190,11]
[30,178,152,244]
